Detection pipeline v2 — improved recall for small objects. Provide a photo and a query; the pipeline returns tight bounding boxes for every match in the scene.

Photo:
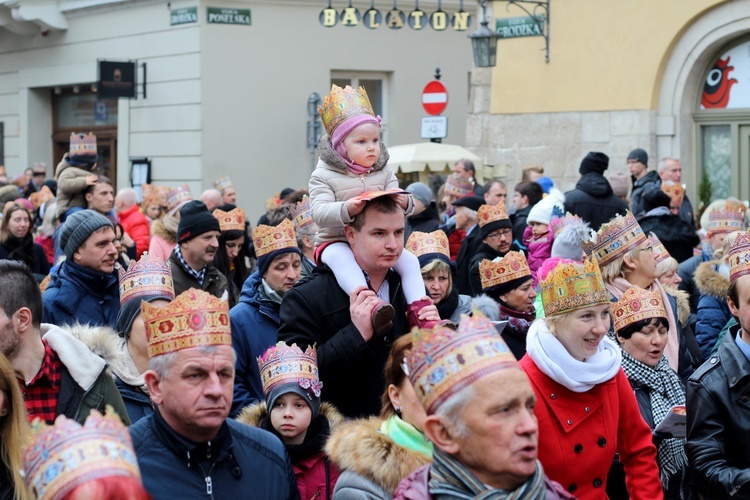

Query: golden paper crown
[540,257,611,316]
[253,219,297,257]
[647,234,670,265]
[612,286,667,332]
[142,289,231,358]
[662,182,685,208]
[444,174,474,197]
[407,310,518,415]
[549,212,583,237]
[586,211,646,266]
[477,202,509,228]
[318,84,375,137]
[406,230,450,259]
[166,185,193,215]
[69,132,97,157]
[479,252,531,291]
[141,184,167,208]
[292,197,314,230]
[213,207,246,232]
[118,253,175,306]
[257,342,322,398]
[29,185,54,210]
[728,229,750,281]
[213,176,233,192]
[708,201,746,233]
[23,408,140,500]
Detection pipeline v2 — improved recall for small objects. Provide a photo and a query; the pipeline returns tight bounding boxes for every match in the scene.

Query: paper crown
[477,202,509,227]
[253,219,297,257]
[166,185,193,215]
[662,182,685,207]
[648,234,670,265]
[213,176,233,192]
[407,310,518,415]
[479,252,531,291]
[32,162,46,174]
[540,257,611,316]
[23,408,140,500]
[213,207,246,232]
[585,211,647,266]
[142,289,231,358]
[444,174,474,197]
[707,201,746,233]
[318,84,375,137]
[549,212,583,237]
[141,184,167,208]
[69,132,97,158]
[406,230,450,259]
[612,286,667,332]
[29,185,54,210]
[257,342,322,398]
[118,253,175,306]
[728,229,750,281]
[292,197,314,230]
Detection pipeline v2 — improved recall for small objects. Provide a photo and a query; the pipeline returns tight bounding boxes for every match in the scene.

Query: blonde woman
[0,352,29,500]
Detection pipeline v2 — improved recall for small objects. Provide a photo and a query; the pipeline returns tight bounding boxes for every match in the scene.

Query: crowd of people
[0,85,749,499]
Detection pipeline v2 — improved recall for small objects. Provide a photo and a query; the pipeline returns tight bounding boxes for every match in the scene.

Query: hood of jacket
[236,401,344,429]
[471,294,500,321]
[574,172,614,199]
[316,134,390,175]
[633,169,660,189]
[695,259,730,299]
[150,218,176,244]
[237,270,280,317]
[325,417,431,494]
[54,157,90,178]
[664,285,691,327]
[41,324,108,391]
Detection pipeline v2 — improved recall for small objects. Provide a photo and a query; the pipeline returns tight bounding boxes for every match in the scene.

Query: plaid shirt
[173,245,205,285]
[18,340,62,424]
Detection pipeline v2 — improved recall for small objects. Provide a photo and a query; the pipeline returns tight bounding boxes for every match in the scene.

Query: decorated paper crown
[406,230,450,259]
[29,185,54,210]
[213,207,246,232]
[166,185,193,215]
[257,342,322,398]
[141,184,167,208]
[23,408,140,500]
[118,253,174,307]
[728,229,750,281]
[292,196,314,230]
[540,257,610,316]
[32,162,46,174]
[213,176,233,192]
[444,174,474,197]
[318,84,375,137]
[479,252,531,291]
[253,219,297,257]
[612,286,667,332]
[708,200,746,233]
[407,310,518,415]
[662,182,685,208]
[648,234,670,265]
[585,211,646,266]
[549,212,583,237]
[69,132,97,158]
[477,202,509,227]
[142,289,231,358]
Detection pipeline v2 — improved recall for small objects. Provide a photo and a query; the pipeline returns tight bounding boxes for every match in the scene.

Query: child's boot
[371,300,395,335]
[406,299,455,330]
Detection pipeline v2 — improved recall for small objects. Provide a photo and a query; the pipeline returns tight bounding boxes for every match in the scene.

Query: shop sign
[171,7,198,26]
[98,60,136,99]
[207,7,251,26]
[495,15,544,39]
[319,4,470,31]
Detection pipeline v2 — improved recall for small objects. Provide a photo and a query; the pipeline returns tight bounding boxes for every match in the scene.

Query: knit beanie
[116,295,171,339]
[579,152,609,175]
[527,188,565,225]
[642,189,671,213]
[485,275,533,298]
[266,382,321,419]
[627,148,648,166]
[177,201,221,243]
[536,176,554,194]
[406,182,433,207]
[59,209,114,260]
[550,217,591,261]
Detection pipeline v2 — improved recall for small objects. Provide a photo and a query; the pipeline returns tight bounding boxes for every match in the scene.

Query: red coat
[293,451,340,500]
[519,356,663,500]
[118,204,151,258]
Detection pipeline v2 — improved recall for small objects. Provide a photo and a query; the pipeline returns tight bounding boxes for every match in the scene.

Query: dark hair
[617,316,669,340]
[483,178,506,193]
[728,280,740,314]
[266,205,294,226]
[0,260,43,327]
[514,181,544,207]
[84,175,113,196]
[214,229,250,297]
[380,335,414,419]
[457,159,475,174]
[350,196,400,232]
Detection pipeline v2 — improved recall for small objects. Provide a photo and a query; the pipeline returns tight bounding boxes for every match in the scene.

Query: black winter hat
[451,195,486,211]
[642,189,671,213]
[177,201,221,243]
[579,152,609,175]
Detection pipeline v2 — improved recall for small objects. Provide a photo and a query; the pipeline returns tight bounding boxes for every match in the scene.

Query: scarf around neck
[436,287,460,321]
[526,318,622,393]
[380,414,433,459]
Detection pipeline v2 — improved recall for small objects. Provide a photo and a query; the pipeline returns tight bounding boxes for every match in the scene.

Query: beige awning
[388,142,484,176]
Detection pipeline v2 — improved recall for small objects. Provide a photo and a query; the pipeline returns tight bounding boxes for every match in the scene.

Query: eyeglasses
[635,244,654,254]
[486,228,512,239]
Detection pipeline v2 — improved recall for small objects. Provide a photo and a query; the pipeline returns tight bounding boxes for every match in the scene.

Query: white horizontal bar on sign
[422,93,448,103]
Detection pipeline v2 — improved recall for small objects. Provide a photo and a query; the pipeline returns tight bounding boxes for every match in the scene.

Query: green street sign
[207,7,251,26]
[495,15,543,39]
[170,7,198,26]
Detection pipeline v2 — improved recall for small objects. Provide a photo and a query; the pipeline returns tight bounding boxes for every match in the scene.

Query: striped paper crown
[406,230,450,259]
[69,132,97,157]
[585,211,646,266]
[612,286,667,332]
[549,212,583,237]
[292,197,314,230]
[257,342,322,398]
[444,174,474,197]
[648,234,670,265]
[477,202,509,227]
[662,182,684,207]
[142,289,231,358]
[253,218,297,257]
[118,253,174,306]
[407,310,518,415]
[166,185,193,215]
[728,229,750,281]
[213,176,233,192]
[213,207,246,232]
[23,408,140,500]
[479,252,530,290]
[318,84,375,137]
[540,257,610,316]
[708,201,746,233]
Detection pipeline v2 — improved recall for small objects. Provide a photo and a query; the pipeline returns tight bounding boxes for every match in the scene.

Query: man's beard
[0,324,22,361]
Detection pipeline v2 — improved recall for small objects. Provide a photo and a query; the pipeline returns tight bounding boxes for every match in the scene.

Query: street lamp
[468,0,499,67]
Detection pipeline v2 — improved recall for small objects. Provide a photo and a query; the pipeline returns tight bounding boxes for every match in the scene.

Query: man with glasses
[469,203,521,296]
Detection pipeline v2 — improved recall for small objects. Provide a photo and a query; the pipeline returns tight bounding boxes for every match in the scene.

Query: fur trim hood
[151,218,177,243]
[665,286,690,327]
[236,401,345,430]
[325,417,431,495]
[41,323,112,390]
[471,294,501,321]
[316,134,390,174]
[694,259,730,299]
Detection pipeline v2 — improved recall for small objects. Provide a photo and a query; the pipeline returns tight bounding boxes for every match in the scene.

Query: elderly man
[393,312,573,499]
[452,195,485,296]
[170,200,228,297]
[201,188,223,212]
[657,158,695,228]
[277,195,440,418]
[453,159,484,196]
[130,289,299,499]
[469,203,518,296]
[43,209,120,327]
[115,187,151,258]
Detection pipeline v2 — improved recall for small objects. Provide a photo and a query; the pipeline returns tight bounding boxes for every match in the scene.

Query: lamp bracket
[501,0,550,62]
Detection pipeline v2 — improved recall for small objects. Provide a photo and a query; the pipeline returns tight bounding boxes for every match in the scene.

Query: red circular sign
[422,80,448,115]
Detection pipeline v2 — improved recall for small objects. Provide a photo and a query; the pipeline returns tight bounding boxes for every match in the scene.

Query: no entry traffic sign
[422,80,448,115]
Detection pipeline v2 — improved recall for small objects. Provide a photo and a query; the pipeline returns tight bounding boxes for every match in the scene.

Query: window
[330,72,389,143]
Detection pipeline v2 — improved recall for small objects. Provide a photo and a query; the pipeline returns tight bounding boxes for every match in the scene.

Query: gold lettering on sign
[409,10,425,29]
[430,11,447,31]
[321,8,337,27]
[386,9,404,29]
[365,9,380,28]
[341,7,359,26]
[452,11,469,31]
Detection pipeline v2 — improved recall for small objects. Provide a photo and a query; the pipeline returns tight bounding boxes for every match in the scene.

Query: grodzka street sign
[319,1,471,31]
[495,15,544,39]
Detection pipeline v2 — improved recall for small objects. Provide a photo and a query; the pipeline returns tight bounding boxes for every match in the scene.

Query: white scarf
[526,318,622,393]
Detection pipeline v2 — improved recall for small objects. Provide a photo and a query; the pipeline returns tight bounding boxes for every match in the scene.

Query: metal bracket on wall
[502,0,550,62]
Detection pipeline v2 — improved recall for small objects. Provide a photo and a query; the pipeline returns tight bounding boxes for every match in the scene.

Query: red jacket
[294,451,340,500]
[118,204,151,258]
[519,356,663,500]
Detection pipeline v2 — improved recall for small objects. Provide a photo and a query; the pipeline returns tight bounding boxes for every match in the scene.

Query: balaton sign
[319,3,471,31]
